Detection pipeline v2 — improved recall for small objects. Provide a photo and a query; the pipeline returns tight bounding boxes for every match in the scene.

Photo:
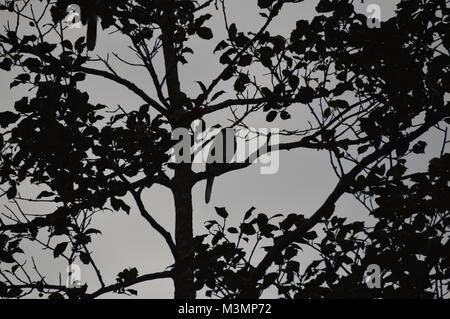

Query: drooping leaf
[53,242,68,258]
[214,207,229,219]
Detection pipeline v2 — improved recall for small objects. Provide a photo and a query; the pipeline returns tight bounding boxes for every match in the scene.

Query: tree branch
[113,170,177,260]
[0,34,167,116]
[78,66,168,115]
[85,270,173,299]
[192,134,370,184]
[133,191,177,260]
[199,0,285,105]
[238,106,450,298]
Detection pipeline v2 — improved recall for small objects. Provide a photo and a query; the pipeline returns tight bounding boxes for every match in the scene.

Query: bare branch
[238,106,450,297]
[86,270,173,299]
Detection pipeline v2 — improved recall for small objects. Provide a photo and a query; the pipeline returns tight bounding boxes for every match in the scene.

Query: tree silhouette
[0,0,448,299]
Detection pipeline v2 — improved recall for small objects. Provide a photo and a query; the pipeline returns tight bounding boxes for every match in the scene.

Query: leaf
[258,46,273,67]
[37,42,57,54]
[214,207,228,219]
[14,97,30,113]
[110,197,131,214]
[0,235,8,250]
[15,73,30,82]
[211,232,222,245]
[10,81,20,89]
[37,191,54,199]
[53,242,68,258]
[79,252,90,264]
[196,81,207,93]
[0,58,12,71]
[336,71,347,82]
[6,185,17,199]
[210,90,225,102]
[127,289,138,296]
[244,207,256,221]
[238,54,252,67]
[266,110,277,122]
[412,141,427,154]
[84,228,102,236]
[61,40,73,50]
[11,264,19,273]
[117,267,139,282]
[0,251,15,263]
[357,144,370,155]
[7,287,23,297]
[228,24,237,39]
[72,73,86,82]
[228,227,239,234]
[23,57,41,72]
[48,292,64,299]
[387,164,407,179]
[255,213,268,227]
[302,231,317,240]
[296,86,315,103]
[329,99,349,109]
[75,36,86,53]
[214,40,228,53]
[240,223,256,235]
[316,0,334,13]
[288,75,299,90]
[258,0,275,9]
[234,73,250,93]
[0,111,20,128]
[280,110,291,120]
[197,27,213,40]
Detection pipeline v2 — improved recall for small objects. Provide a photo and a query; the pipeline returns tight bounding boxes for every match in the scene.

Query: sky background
[1,0,444,298]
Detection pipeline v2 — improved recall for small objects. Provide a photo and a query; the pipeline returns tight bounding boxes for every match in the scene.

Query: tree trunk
[159,0,195,299]
[172,164,195,299]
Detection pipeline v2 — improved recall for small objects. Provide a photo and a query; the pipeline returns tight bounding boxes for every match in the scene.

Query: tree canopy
[0,0,449,299]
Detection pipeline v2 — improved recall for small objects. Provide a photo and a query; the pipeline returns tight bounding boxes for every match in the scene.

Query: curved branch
[0,175,171,233]
[238,106,450,298]
[133,191,177,259]
[85,270,173,299]
[0,34,167,116]
[192,134,370,184]
[78,66,167,115]
[113,170,177,259]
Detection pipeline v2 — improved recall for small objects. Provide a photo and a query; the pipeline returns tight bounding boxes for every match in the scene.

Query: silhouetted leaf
[48,292,64,299]
[266,111,277,122]
[79,252,90,264]
[0,111,19,128]
[215,207,228,219]
[197,27,213,40]
[53,242,68,258]
[127,289,138,296]
[244,207,256,221]
[329,99,349,109]
[37,191,54,199]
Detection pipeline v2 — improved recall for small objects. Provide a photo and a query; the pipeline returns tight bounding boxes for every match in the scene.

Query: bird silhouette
[79,0,100,51]
[204,126,237,204]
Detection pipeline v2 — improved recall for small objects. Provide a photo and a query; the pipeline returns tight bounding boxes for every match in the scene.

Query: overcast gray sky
[2,0,444,299]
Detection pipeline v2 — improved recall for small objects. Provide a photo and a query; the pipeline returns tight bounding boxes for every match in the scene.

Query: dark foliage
[0,0,448,299]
